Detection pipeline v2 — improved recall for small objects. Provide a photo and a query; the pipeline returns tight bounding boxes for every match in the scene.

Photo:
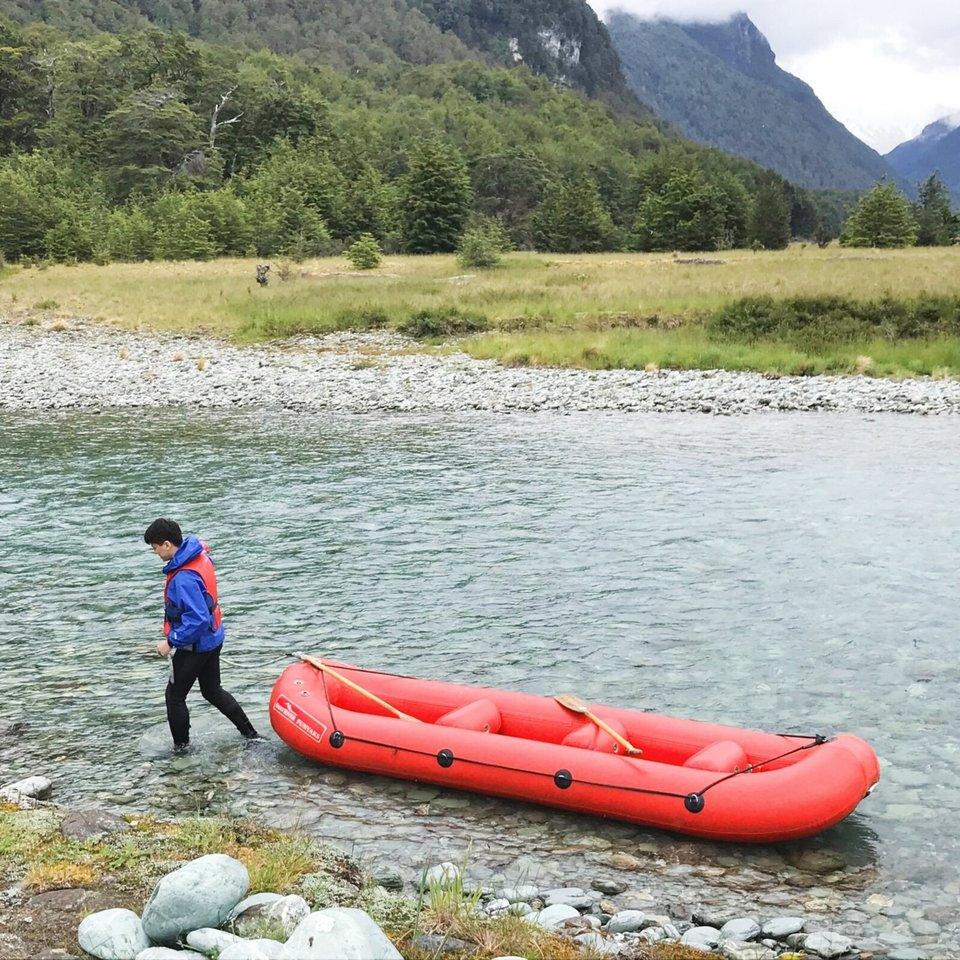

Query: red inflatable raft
[269,655,879,843]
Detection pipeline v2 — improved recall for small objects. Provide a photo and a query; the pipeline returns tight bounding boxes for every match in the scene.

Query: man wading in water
[144,518,262,753]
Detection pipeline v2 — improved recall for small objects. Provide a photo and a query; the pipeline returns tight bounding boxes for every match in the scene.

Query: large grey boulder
[232,895,309,939]
[803,932,855,958]
[0,775,52,803]
[218,940,285,960]
[606,909,646,933]
[544,887,594,911]
[228,893,283,921]
[422,862,460,889]
[136,949,206,960]
[264,894,311,934]
[761,917,805,939]
[185,928,243,954]
[370,865,403,890]
[77,908,151,960]
[141,854,249,945]
[721,918,761,942]
[573,931,621,956]
[681,926,722,949]
[719,943,777,960]
[497,884,539,903]
[279,909,402,959]
[528,903,580,929]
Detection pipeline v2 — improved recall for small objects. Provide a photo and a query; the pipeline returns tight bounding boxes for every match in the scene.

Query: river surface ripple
[1,410,958,948]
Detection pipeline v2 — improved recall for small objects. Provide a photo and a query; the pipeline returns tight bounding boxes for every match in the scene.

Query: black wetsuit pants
[165,645,257,746]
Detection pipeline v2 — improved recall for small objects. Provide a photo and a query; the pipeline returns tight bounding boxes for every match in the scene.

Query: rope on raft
[295,652,832,816]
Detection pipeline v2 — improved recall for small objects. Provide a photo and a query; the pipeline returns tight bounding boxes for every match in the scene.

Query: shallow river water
[2,409,959,951]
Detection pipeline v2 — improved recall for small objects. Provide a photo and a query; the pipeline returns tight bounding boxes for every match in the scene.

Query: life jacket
[163,541,222,639]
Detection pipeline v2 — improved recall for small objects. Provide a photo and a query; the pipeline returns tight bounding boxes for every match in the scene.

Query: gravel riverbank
[2,318,960,415]
[0,779,938,960]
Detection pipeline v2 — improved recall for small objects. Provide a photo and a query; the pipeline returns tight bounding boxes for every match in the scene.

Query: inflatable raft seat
[562,718,630,754]
[435,698,502,733]
[683,740,749,773]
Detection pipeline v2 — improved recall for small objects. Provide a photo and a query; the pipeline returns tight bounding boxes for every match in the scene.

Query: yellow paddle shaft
[297,653,422,723]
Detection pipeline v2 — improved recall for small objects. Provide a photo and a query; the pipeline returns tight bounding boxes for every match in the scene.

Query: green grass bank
[2,247,959,379]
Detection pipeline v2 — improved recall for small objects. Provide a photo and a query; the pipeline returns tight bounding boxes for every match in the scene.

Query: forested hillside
[0,0,470,67]
[0,0,647,113]
[605,12,897,191]
[0,18,850,264]
[407,0,646,114]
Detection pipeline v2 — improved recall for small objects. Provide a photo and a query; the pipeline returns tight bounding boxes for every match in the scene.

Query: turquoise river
[1,409,958,949]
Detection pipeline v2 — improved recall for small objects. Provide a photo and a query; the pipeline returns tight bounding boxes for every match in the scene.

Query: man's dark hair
[144,518,184,546]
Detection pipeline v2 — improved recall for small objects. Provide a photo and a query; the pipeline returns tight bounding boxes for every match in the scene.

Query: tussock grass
[394,870,598,960]
[2,247,959,377]
[24,861,98,893]
[396,912,596,960]
[0,809,347,897]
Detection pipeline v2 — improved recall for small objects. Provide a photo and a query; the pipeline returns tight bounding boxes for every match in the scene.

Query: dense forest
[0,18,953,265]
[0,18,850,264]
[0,0,472,68]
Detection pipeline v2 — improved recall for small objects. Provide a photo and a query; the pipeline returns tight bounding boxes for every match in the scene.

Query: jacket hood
[163,534,204,575]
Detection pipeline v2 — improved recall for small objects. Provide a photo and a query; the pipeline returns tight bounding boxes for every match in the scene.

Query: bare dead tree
[209,88,242,148]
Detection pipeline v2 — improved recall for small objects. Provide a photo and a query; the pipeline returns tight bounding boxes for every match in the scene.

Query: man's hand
[156,640,172,658]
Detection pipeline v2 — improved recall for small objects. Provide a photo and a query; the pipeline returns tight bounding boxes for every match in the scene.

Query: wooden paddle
[296,652,422,723]
[554,694,643,756]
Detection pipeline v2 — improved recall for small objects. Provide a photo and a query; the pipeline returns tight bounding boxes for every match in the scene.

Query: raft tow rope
[278,652,833,816]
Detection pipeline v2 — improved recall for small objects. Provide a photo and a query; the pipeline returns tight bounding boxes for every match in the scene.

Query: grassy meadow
[2,245,960,378]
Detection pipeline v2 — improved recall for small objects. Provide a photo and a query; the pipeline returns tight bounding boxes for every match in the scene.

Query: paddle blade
[554,694,590,714]
[554,694,644,757]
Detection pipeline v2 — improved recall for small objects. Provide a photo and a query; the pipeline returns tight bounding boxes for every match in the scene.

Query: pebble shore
[2,318,960,415]
[0,775,931,960]
[2,733,955,959]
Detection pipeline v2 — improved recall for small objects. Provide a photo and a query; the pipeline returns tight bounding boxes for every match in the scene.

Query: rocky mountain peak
[915,113,960,142]
[677,12,777,80]
[605,9,897,190]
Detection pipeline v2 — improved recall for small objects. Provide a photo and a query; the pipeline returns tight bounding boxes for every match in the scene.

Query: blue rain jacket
[162,535,226,652]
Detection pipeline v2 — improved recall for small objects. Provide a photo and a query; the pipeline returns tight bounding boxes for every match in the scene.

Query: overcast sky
[593,1,960,154]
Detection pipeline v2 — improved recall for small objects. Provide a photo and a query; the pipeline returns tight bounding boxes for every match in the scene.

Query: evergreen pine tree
[151,194,216,260]
[749,180,792,250]
[105,205,155,261]
[533,177,615,252]
[913,173,958,247]
[839,181,918,248]
[345,233,383,269]
[400,138,473,254]
[632,169,730,252]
